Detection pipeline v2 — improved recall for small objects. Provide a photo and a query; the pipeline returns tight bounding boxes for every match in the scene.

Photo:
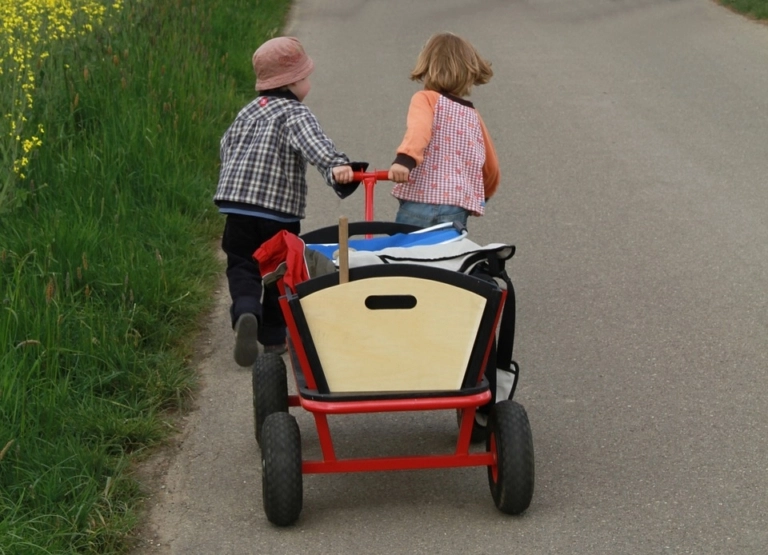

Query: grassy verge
[0,0,289,552]
[717,0,768,19]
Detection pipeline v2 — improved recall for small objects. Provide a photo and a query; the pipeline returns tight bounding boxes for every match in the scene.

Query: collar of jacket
[439,91,474,108]
[256,88,300,102]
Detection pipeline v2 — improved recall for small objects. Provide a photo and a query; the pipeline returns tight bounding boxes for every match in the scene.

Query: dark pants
[221,213,300,346]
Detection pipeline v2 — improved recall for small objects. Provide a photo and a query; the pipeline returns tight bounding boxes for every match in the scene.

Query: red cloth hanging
[253,230,310,292]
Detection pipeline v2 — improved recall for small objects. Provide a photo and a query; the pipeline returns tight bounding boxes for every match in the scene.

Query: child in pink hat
[214,36,363,367]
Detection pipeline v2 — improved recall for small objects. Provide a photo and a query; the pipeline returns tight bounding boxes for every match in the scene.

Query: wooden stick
[338,216,349,284]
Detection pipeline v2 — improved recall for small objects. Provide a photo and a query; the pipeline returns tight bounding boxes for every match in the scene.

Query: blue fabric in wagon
[305,222,514,274]
[306,222,465,260]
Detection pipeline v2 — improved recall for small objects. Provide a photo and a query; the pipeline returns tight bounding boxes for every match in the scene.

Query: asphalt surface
[131,1,768,553]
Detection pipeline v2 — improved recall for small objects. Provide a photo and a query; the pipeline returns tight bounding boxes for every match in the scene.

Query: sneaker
[233,313,259,367]
[263,342,287,356]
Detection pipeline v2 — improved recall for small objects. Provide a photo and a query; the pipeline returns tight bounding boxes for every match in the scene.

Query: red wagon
[252,171,534,526]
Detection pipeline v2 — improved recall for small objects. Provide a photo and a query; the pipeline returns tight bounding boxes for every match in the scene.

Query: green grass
[0,0,290,552]
[718,0,768,19]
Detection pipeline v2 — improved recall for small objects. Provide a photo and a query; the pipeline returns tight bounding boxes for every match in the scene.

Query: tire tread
[487,400,535,515]
[261,412,303,526]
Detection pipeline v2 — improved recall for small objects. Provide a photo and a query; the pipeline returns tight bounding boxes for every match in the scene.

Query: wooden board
[300,276,486,392]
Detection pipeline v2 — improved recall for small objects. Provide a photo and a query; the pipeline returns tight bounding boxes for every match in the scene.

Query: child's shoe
[233,313,259,367]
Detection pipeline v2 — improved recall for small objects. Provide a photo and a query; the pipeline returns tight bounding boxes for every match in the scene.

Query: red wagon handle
[352,170,390,182]
[351,170,391,222]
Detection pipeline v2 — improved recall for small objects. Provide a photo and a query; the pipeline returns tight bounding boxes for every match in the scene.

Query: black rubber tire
[487,400,535,515]
[261,412,303,526]
[252,353,289,446]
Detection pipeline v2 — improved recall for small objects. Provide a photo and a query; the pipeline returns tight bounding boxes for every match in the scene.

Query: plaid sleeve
[287,108,350,186]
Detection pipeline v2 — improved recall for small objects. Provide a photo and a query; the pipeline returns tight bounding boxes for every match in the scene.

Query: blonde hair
[410,33,493,97]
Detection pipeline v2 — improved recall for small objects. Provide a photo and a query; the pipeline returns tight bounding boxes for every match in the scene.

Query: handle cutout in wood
[364,294,417,310]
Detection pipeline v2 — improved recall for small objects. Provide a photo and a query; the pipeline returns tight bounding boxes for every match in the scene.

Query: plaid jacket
[214,90,350,218]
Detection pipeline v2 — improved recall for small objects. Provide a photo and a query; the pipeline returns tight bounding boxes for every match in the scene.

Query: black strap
[495,267,516,372]
[467,252,516,371]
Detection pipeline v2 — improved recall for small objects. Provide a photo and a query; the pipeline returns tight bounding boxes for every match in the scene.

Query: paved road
[132,1,768,553]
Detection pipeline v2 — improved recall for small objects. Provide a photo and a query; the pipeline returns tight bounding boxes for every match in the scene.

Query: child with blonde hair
[389,32,500,228]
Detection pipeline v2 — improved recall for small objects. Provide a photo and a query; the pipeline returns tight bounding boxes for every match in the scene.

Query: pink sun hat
[252,36,315,91]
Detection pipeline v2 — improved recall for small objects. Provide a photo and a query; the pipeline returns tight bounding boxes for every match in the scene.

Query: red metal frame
[353,170,389,223]
[273,170,504,477]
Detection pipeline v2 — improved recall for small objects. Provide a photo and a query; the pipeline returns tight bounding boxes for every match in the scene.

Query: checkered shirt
[214,94,349,218]
[392,95,487,215]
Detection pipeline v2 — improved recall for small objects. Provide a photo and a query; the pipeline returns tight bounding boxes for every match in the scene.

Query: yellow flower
[1,0,123,186]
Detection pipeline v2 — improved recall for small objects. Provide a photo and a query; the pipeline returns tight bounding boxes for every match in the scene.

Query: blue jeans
[395,200,469,228]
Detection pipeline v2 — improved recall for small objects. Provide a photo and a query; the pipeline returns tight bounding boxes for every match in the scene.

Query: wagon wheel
[252,353,289,446]
[261,412,303,526]
[486,400,535,515]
